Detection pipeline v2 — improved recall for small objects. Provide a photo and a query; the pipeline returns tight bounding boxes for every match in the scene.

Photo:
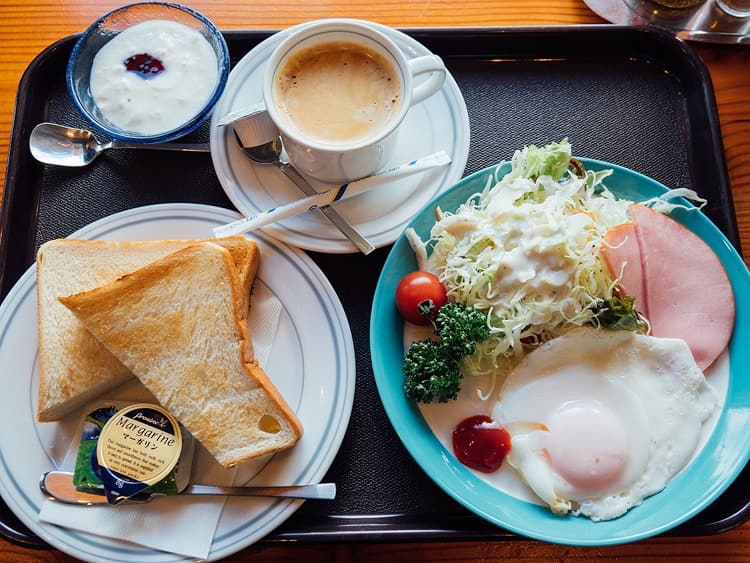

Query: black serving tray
[1,25,746,550]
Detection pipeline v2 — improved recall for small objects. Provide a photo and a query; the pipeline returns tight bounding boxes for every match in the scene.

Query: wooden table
[1,1,749,561]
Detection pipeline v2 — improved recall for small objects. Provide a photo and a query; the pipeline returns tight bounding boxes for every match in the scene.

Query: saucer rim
[209,20,470,253]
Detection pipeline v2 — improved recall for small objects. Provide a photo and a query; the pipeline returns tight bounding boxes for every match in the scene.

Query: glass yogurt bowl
[66,2,229,143]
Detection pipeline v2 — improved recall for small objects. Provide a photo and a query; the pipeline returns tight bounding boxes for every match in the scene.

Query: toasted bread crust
[36,236,259,421]
[60,242,302,466]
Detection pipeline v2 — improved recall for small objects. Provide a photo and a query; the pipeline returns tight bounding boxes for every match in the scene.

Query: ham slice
[601,223,645,311]
[602,204,734,371]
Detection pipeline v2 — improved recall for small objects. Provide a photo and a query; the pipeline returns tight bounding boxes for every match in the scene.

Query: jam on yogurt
[89,19,219,136]
[124,53,165,77]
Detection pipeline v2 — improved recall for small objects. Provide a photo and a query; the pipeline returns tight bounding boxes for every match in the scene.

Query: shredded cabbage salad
[412,139,702,378]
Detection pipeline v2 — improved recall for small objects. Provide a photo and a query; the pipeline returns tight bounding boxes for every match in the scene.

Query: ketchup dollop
[452,414,511,473]
[124,53,165,78]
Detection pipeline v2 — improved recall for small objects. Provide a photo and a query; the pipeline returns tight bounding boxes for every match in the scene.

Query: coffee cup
[258,19,446,183]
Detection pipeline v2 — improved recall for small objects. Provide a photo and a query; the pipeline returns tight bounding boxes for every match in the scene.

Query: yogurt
[90,19,219,135]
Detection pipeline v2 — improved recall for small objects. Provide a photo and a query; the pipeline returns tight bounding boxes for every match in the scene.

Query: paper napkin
[39,282,283,559]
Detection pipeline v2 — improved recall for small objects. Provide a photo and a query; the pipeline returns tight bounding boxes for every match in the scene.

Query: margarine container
[82,403,184,504]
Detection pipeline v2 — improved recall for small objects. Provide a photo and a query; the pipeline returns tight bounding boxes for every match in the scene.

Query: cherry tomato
[395,271,447,325]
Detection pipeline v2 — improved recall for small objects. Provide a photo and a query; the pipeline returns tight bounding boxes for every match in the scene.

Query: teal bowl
[370,159,750,545]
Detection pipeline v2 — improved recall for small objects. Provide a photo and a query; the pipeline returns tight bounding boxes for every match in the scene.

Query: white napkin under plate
[39,282,283,559]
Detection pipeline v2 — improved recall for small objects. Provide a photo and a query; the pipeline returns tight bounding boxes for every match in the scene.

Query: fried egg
[492,327,718,521]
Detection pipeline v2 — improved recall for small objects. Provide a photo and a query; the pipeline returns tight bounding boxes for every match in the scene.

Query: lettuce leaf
[594,296,647,332]
[510,138,572,181]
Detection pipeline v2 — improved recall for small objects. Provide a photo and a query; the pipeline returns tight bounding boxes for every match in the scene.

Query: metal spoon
[29,122,210,167]
[223,110,376,255]
[40,470,335,505]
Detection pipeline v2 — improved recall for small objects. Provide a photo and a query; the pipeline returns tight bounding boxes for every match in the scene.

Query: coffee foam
[273,41,402,146]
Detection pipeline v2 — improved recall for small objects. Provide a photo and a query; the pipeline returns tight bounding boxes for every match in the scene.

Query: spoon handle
[110,140,210,152]
[184,483,336,500]
[40,470,335,505]
[278,162,376,255]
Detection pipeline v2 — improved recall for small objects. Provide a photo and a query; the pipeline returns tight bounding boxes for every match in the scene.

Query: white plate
[209,20,470,253]
[0,204,355,562]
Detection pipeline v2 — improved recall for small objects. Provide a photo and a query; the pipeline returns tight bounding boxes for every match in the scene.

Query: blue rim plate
[0,204,355,562]
[370,158,750,546]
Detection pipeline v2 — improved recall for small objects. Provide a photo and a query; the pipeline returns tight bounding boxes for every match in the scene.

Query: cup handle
[407,55,447,106]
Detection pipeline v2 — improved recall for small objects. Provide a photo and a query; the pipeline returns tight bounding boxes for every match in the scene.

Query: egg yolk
[545,401,630,496]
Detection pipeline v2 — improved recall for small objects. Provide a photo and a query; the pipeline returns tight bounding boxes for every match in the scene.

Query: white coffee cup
[261,19,447,183]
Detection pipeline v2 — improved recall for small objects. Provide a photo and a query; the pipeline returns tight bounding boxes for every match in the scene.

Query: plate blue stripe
[0,203,355,562]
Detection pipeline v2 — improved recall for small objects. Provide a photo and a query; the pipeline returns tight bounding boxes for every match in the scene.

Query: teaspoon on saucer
[220,109,376,255]
[29,122,210,167]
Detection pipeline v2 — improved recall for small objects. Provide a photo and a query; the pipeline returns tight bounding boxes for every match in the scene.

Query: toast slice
[59,242,302,466]
[36,236,259,422]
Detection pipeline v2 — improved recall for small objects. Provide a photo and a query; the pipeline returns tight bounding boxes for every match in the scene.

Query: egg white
[411,324,727,521]
[493,327,718,521]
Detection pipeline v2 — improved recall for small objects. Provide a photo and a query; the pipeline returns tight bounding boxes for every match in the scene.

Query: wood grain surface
[1,0,749,561]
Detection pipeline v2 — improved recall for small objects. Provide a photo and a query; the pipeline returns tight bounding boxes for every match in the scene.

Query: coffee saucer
[209,20,470,254]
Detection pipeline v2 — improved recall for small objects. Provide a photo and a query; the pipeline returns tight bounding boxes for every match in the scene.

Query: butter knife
[40,470,335,505]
